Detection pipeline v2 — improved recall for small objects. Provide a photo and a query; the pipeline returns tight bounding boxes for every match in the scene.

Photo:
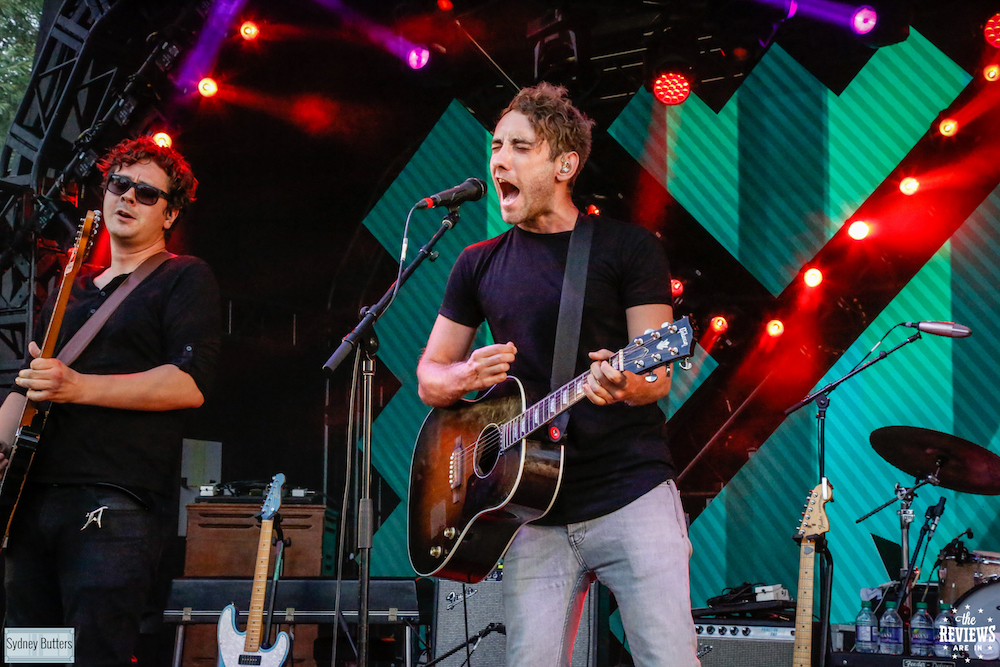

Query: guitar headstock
[259,473,285,521]
[795,482,833,540]
[67,210,100,273]
[617,316,695,376]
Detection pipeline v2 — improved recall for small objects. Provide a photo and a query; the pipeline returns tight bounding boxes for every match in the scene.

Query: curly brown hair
[499,82,596,185]
[97,136,198,215]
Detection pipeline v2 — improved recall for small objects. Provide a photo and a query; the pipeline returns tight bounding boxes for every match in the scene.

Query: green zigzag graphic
[687,185,1000,625]
[609,30,971,296]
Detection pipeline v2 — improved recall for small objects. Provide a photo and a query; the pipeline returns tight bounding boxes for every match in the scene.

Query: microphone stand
[322,207,463,667]
[784,330,923,667]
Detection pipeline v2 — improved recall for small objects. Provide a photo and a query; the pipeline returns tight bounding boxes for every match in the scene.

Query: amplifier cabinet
[433,579,598,667]
[695,620,795,667]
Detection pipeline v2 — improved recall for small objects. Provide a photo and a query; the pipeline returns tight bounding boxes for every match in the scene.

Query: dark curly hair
[97,135,198,216]
[499,82,596,186]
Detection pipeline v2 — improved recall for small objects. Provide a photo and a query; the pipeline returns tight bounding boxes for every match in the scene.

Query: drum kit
[863,425,1000,659]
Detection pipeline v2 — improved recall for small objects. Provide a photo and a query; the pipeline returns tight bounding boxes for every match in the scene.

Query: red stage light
[586,204,601,216]
[652,72,691,106]
[899,177,919,195]
[986,13,1000,48]
[710,316,728,334]
[766,320,785,337]
[804,268,823,287]
[240,21,259,41]
[848,220,870,240]
[151,132,172,148]
[437,0,454,10]
[671,279,684,298]
[198,77,218,97]
[985,64,1000,82]
[938,118,959,137]
[851,6,878,35]
[407,46,430,70]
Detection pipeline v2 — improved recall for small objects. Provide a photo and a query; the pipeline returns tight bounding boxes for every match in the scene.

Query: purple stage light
[851,6,878,35]
[407,46,430,70]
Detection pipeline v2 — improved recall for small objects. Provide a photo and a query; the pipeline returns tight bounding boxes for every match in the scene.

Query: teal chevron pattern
[610,30,971,296]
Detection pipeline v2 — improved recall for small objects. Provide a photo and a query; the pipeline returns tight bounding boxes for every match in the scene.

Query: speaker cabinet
[433,578,598,667]
[694,620,795,667]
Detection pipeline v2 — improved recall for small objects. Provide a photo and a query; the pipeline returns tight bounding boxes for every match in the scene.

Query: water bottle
[855,600,879,653]
[934,603,956,657]
[911,602,935,656]
[879,601,904,655]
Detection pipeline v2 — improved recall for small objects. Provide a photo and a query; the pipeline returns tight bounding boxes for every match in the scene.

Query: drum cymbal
[870,426,1000,495]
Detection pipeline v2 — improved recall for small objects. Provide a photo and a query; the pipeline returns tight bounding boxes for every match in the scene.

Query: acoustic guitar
[408,317,695,582]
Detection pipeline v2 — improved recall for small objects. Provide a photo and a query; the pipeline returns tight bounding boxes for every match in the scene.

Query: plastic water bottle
[879,601,904,655]
[855,600,879,653]
[911,602,935,656]
[934,603,956,657]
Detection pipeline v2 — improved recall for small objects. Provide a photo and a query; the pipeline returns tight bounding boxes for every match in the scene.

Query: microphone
[927,497,946,536]
[903,321,972,338]
[415,178,487,209]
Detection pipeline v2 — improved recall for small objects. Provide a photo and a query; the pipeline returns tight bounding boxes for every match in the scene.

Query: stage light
[671,279,684,298]
[938,118,959,137]
[852,6,878,35]
[407,46,430,70]
[437,0,454,10]
[986,13,1000,48]
[651,71,692,105]
[710,316,728,334]
[767,320,785,337]
[985,64,1000,82]
[586,204,601,216]
[198,77,218,97]
[804,268,823,287]
[900,177,919,195]
[151,132,172,148]
[848,221,870,240]
[240,21,259,41]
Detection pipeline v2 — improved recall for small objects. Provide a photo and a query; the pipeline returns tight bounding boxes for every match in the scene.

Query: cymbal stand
[856,472,939,609]
[322,207,463,667]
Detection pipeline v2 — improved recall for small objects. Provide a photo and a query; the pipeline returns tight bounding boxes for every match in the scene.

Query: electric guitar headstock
[259,473,285,521]
[795,482,833,542]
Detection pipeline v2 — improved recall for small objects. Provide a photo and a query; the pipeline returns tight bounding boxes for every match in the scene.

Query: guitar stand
[424,623,506,667]
[818,537,834,667]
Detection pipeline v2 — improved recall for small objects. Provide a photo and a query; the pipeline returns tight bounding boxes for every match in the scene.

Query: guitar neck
[792,538,817,667]
[500,368,593,450]
[243,518,275,653]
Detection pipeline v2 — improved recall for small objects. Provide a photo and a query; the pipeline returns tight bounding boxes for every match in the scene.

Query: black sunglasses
[106,173,170,206]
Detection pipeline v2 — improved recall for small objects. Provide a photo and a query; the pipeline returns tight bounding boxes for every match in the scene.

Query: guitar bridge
[449,437,463,490]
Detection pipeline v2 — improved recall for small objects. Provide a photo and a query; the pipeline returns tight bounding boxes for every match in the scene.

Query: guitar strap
[548,214,594,442]
[56,251,174,365]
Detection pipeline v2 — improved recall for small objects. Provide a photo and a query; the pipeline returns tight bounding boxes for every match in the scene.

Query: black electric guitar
[0,210,99,550]
[217,473,290,667]
[407,317,695,582]
[792,482,833,667]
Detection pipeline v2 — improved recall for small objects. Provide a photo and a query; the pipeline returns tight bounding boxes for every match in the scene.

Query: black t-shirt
[29,255,221,497]
[439,215,675,524]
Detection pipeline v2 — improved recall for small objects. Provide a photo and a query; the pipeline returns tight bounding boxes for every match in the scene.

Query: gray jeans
[502,480,700,666]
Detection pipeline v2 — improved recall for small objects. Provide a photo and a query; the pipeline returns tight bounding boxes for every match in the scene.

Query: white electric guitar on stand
[217,474,290,667]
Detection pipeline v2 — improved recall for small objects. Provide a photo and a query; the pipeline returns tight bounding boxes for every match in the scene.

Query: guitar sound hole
[474,424,501,477]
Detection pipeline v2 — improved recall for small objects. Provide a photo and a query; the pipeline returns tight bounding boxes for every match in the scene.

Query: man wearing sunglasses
[0,136,221,666]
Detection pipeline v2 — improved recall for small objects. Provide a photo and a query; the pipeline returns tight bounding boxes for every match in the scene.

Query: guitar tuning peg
[661,322,670,328]
[644,374,658,383]
[679,358,693,371]
[644,328,655,335]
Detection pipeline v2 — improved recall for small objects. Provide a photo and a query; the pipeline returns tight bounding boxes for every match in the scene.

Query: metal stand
[424,623,506,667]
[322,207,463,667]
[263,515,290,654]
[785,330,924,667]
